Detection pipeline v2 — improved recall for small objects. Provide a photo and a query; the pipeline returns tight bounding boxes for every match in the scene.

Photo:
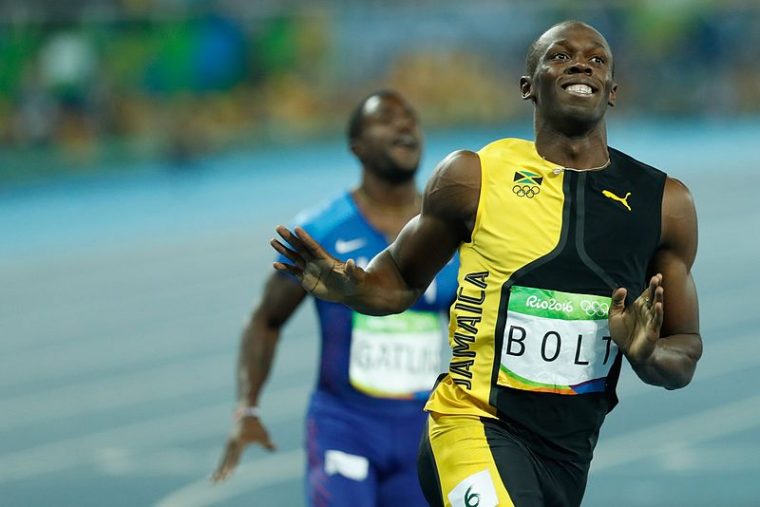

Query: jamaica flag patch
[513,171,543,186]
[512,170,542,199]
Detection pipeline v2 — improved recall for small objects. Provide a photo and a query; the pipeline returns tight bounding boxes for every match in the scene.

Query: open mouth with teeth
[563,83,595,96]
[393,135,419,149]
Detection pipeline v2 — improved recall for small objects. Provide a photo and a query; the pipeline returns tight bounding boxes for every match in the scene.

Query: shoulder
[609,148,697,251]
[291,192,356,241]
[663,176,697,221]
[428,138,532,184]
[659,176,697,261]
[478,137,535,158]
[609,147,667,179]
[423,150,481,221]
[431,149,482,183]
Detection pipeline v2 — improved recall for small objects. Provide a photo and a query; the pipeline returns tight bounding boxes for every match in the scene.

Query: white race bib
[349,310,443,399]
[497,285,618,395]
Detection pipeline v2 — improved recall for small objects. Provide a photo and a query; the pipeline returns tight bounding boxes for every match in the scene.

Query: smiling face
[350,92,422,184]
[521,22,617,132]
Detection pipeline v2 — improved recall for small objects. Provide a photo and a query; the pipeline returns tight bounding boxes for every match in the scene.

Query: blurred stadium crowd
[0,0,758,184]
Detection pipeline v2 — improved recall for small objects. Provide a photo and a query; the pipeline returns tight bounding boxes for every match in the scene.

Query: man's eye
[551,53,569,60]
[591,56,606,64]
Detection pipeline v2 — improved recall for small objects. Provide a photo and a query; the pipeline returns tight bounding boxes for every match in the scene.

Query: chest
[476,167,663,294]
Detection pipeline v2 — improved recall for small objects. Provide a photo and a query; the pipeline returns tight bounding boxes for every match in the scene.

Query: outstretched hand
[211,415,276,483]
[271,226,366,302]
[608,274,665,364]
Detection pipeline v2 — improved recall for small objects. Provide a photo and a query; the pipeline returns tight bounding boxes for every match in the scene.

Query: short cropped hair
[524,21,612,77]
[346,90,398,142]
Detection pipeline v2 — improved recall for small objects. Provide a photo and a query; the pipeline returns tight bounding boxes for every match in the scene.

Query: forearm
[343,250,421,316]
[343,211,463,315]
[629,333,702,389]
[236,316,280,407]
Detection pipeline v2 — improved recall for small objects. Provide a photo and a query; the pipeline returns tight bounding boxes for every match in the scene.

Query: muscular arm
[211,273,306,480]
[344,150,481,314]
[237,273,307,406]
[629,177,702,389]
[274,150,481,315]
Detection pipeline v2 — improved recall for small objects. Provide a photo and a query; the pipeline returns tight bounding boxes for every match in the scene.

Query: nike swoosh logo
[335,238,367,254]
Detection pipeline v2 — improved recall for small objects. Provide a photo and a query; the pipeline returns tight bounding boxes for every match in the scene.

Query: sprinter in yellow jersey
[272,21,702,507]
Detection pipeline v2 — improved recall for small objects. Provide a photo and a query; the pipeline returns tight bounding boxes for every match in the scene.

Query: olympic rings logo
[512,184,540,198]
[580,300,609,317]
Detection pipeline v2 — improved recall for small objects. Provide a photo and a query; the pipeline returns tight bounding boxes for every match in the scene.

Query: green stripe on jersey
[509,285,611,321]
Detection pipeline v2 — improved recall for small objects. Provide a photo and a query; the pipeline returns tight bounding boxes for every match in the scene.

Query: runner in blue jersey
[212,90,459,507]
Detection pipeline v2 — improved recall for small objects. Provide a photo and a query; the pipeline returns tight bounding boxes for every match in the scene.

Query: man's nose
[395,113,415,131]
[566,61,593,76]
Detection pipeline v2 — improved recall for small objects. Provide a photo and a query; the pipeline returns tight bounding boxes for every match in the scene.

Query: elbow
[663,368,694,390]
[385,293,420,315]
[664,333,703,390]
[664,354,701,390]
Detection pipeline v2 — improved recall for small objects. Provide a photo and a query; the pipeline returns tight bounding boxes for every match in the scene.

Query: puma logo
[602,190,632,211]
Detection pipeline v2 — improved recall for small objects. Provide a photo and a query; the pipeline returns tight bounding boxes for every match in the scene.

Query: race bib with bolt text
[498,285,618,395]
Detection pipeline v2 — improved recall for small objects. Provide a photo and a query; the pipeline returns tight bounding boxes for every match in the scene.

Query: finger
[211,466,229,483]
[276,226,314,261]
[211,440,242,483]
[609,287,627,316]
[261,436,277,451]
[651,300,664,332]
[273,261,303,278]
[646,273,662,303]
[294,226,332,260]
[271,238,306,268]
[640,274,664,315]
[213,448,239,482]
[345,258,367,285]
[654,285,664,305]
[650,285,665,330]
[345,258,358,278]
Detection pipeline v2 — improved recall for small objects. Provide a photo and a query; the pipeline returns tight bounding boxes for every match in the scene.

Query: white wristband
[235,406,261,419]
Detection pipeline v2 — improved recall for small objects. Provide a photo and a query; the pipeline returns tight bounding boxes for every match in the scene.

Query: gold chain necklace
[550,158,611,175]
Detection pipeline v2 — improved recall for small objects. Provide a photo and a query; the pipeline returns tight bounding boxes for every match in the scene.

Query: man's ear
[608,82,618,107]
[520,76,533,101]
[350,139,363,158]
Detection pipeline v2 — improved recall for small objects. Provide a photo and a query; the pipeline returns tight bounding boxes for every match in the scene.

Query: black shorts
[417,413,590,507]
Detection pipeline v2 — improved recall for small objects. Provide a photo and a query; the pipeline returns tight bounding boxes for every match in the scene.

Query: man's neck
[354,172,421,240]
[357,172,419,208]
[534,119,610,169]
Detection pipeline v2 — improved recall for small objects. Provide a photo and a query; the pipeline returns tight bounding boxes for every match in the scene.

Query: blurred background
[2,0,760,506]
[1,0,759,185]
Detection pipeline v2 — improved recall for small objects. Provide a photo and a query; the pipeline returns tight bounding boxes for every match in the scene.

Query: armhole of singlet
[465,152,487,245]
